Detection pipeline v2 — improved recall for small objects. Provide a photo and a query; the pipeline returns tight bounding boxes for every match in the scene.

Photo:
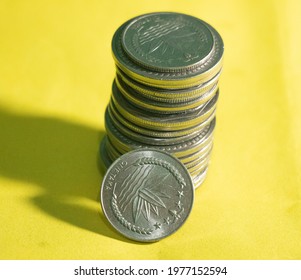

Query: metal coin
[100,149,194,242]
[105,114,216,158]
[121,12,214,73]
[112,14,224,88]
[184,145,212,169]
[106,107,207,146]
[109,100,216,138]
[178,140,213,166]
[111,80,218,131]
[189,156,211,175]
[102,129,213,168]
[192,167,208,189]
[116,75,219,114]
[116,67,221,103]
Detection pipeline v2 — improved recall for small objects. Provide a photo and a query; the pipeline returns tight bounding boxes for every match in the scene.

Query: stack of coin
[100,12,224,188]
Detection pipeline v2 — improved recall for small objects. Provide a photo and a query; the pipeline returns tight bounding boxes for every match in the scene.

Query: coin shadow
[0,106,131,242]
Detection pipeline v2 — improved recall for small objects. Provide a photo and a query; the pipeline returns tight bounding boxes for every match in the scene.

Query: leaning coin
[100,149,194,242]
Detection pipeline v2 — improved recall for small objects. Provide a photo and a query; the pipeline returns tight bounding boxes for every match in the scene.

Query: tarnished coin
[121,12,214,73]
[100,149,194,242]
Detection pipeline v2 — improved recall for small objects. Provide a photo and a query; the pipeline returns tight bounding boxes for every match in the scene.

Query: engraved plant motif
[117,164,171,223]
[147,32,197,57]
[110,157,188,235]
[132,172,171,222]
[138,20,200,61]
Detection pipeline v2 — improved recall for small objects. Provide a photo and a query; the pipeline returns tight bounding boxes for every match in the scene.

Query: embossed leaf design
[133,188,168,223]
[139,188,166,208]
[131,168,172,223]
[148,40,164,54]
[132,196,143,223]
[161,43,168,55]
[133,189,166,222]
[150,204,159,216]
[138,189,166,208]
[128,167,173,222]
[143,200,151,221]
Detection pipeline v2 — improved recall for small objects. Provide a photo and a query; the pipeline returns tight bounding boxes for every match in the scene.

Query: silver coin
[112,14,224,88]
[121,12,214,73]
[189,156,210,175]
[105,134,213,178]
[116,66,221,103]
[111,80,218,131]
[105,114,216,158]
[106,106,211,146]
[109,99,216,138]
[100,149,194,242]
[103,128,213,168]
[184,144,212,169]
[192,167,208,188]
[115,75,219,114]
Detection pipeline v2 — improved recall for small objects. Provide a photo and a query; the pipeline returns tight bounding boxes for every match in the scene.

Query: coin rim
[100,148,195,242]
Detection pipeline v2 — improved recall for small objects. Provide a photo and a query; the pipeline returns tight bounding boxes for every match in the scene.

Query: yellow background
[0,0,300,259]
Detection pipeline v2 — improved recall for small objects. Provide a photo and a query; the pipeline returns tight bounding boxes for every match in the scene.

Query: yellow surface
[0,0,300,259]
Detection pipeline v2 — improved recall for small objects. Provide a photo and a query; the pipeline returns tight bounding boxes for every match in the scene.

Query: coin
[112,13,224,88]
[105,114,216,158]
[116,67,221,103]
[116,75,219,114]
[109,100,216,138]
[100,149,194,242]
[106,107,206,146]
[121,12,214,73]
[111,80,219,131]
[192,167,208,188]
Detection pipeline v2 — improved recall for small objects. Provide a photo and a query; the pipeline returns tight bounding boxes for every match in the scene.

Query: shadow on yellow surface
[0,106,127,242]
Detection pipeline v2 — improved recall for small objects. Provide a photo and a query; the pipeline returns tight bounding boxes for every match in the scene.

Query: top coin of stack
[101,12,224,189]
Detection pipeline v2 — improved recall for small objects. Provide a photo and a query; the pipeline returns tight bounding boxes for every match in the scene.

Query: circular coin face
[112,14,224,88]
[122,12,214,73]
[100,149,194,242]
